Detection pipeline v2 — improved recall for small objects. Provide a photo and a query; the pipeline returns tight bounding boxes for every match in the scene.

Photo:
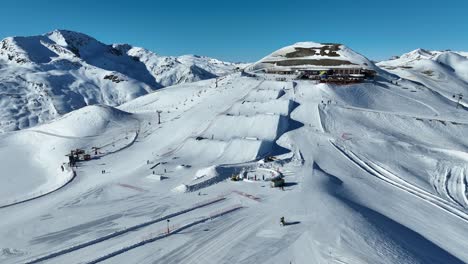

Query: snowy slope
[1,43,468,264]
[0,105,138,208]
[378,49,468,101]
[0,30,243,132]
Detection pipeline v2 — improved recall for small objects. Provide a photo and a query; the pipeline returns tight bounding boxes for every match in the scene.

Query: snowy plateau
[1,39,468,264]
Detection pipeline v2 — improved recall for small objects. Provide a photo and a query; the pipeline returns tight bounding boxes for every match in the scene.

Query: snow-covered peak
[377,48,468,97]
[0,30,107,65]
[0,30,244,132]
[113,43,142,56]
[0,35,59,64]
[400,48,438,60]
[379,48,468,68]
[457,51,468,58]
[45,29,99,49]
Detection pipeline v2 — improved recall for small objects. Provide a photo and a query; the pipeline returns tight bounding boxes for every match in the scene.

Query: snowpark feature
[1,42,468,263]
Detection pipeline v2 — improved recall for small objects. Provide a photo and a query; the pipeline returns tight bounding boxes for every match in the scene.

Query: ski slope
[1,44,468,264]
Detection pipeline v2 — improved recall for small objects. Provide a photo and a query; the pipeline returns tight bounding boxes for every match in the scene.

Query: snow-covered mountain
[378,49,468,99]
[1,42,468,263]
[0,30,243,132]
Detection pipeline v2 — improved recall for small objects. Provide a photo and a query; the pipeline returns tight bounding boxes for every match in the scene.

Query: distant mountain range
[1,30,467,134]
[0,30,245,132]
[378,48,468,99]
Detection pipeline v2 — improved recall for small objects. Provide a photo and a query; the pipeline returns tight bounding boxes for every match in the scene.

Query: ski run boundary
[331,140,468,223]
[0,169,76,209]
[85,205,243,264]
[24,196,226,264]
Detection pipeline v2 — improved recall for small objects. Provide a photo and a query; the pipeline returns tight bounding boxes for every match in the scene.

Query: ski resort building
[264,67,376,83]
[300,67,376,83]
[247,42,378,84]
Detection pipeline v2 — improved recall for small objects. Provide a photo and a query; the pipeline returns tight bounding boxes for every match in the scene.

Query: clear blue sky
[1,0,467,62]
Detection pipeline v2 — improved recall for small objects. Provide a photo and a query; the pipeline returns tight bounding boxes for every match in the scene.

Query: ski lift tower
[157,110,162,124]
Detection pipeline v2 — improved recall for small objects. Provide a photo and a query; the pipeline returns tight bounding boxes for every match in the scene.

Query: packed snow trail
[26,130,100,139]
[84,206,243,264]
[23,196,226,264]
[331,141,468,222]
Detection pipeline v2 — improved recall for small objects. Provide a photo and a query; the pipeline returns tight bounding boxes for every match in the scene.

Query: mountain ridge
[0,29,244,132]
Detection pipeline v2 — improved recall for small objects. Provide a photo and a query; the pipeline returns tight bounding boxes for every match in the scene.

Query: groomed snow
[1,45,468,264]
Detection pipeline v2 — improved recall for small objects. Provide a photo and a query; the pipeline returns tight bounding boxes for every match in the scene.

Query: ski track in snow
[336,104,468,126]
[23,196,228,264]
[432,166,468,209]
[331,141,468,223]
[372,81,440,116]
[84,206,243,264]
[26,130,100,139]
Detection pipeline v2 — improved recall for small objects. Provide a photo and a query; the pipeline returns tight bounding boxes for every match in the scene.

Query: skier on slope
[280,216,285,226]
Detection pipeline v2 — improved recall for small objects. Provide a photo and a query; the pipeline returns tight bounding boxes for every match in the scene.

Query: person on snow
[280,216,285,226]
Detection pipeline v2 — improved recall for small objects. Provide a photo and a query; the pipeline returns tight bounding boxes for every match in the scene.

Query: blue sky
[1,0,467,62]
